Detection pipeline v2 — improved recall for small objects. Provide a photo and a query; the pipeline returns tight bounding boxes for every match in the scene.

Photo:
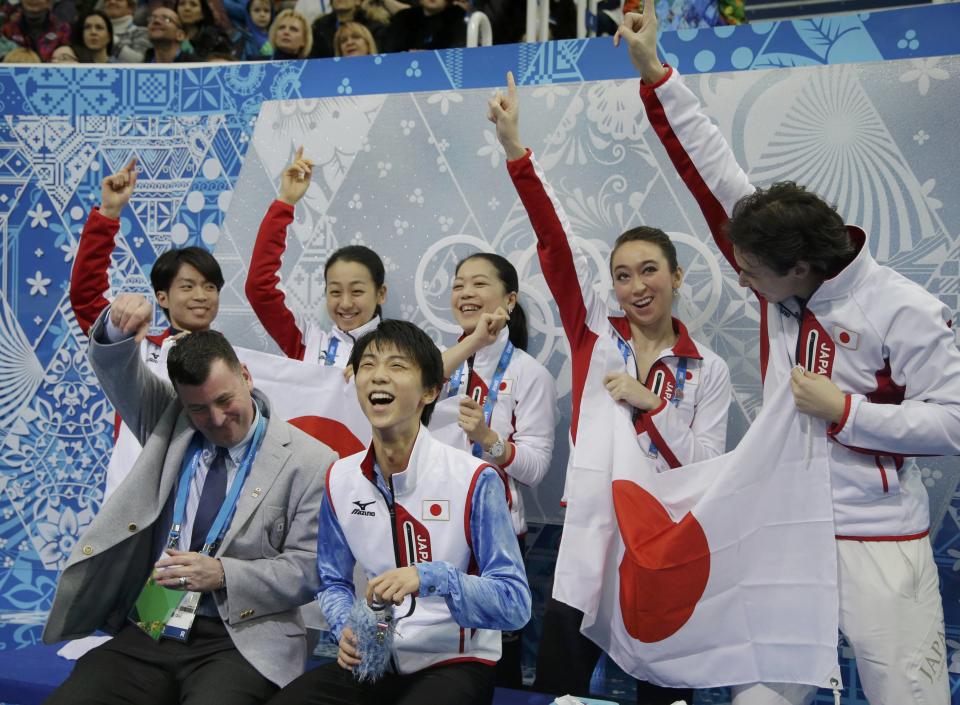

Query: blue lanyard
[167,412,267,555]
[445,341,515,457]
[471,341,515,457]
[646,357,688,459]
[323,338,339,366]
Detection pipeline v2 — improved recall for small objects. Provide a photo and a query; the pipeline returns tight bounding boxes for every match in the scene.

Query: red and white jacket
[506,150,732,507]
[69,208,175,497]
[325,427,502,673]
[641,67,960,539]
[430,327,558,535]
[245,199,380,366]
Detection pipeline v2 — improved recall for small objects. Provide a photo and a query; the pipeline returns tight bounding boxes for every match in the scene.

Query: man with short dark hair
[43,297,337,705]
[267,320,531,705]
[142,6,195,62]
[621,4,960,704]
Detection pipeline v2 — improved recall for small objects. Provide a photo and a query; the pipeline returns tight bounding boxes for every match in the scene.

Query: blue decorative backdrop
[0,5,958,703]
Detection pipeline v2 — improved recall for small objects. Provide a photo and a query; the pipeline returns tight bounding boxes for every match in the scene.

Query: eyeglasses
[148,14,182,27]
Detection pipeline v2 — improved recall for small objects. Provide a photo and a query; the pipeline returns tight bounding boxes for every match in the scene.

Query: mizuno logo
[351,500,376,516]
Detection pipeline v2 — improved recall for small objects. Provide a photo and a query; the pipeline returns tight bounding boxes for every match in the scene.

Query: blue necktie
[190,447,228,553]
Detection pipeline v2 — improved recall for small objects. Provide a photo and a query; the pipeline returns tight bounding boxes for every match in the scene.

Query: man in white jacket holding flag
[616,3,960,704]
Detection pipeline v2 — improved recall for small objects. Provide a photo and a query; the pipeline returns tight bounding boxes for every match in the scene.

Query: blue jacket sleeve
[416,468,531,631]
[316,491,357,643]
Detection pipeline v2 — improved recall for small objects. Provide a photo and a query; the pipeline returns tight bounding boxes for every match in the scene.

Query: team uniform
[431,327,557,537]
[641,65,960,704]
[505,149,731,699]
[69,207,177,497]
[245,199,380,366]
[270,426,531,705]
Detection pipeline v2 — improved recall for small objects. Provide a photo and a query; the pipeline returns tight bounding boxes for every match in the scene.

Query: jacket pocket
[262,505,287,555]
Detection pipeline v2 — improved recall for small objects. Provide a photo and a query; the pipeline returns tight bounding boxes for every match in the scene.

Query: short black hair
[150,247,225,312]
[726,182,855,279]
[167,330,242,387]
[455,252,528,351]
[325,245,387,318]
[610,226,679,273]
[349,320,443,425]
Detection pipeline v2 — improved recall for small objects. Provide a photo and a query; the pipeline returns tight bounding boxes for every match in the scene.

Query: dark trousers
[266,660,496,705]
[534,598,694,705]
[44,618,278,705]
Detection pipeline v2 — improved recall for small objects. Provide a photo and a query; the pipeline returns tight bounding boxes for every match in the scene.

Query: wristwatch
[486,433,506,459]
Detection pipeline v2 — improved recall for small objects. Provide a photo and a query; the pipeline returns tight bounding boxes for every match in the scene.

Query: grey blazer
[42,312,338,687]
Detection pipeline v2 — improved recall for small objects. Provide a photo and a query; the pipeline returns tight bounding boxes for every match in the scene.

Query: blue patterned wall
[0,5,958,703]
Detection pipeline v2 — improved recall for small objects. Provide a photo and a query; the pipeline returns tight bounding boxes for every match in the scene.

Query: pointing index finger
[506,70,516,100]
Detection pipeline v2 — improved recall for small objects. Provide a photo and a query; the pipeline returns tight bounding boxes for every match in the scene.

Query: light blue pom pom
[346,598,395,682]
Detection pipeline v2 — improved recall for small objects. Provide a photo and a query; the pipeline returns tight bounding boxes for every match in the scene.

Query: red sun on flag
[287,416,365,458]
[612,480,711,643]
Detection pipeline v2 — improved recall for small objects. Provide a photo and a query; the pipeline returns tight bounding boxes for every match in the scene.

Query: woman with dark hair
[428,251,557,689]
[488,72,732,704]
[72,10,114,63]
[175,0,233,58]
[245,146,387,370]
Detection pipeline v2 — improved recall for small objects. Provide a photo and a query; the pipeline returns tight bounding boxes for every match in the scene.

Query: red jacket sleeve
[70,208,120,335]
[244,200,308,360]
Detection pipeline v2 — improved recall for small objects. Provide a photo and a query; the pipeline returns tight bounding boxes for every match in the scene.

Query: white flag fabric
[562,379,840,689]
[104,346,370,497]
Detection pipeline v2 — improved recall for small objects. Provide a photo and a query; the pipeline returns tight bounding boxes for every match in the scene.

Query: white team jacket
[641,66,960,539]
[325,427,501,673]
[506,150,732,498]
[430,327,558,535]
[302,316,381,368]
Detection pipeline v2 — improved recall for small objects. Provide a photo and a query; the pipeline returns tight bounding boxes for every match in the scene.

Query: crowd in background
[0,0,743,64]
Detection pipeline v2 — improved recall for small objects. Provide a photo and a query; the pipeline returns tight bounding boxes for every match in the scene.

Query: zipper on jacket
[370,474,402,673]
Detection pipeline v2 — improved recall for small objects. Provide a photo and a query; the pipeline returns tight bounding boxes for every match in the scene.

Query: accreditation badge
[129,576,188,640]
[160,590,203,642]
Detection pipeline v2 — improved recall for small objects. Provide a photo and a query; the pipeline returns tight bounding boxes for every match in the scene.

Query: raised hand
[279,146,314,206]
[466,307,510,352]
[109,292,153,342]
[613,1,667,84]
[100,157,138,220]
[487,71,526,161]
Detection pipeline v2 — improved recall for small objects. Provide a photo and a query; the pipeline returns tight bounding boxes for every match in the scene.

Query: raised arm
[441,309,509,378]
[70,157,138,335]
[618,7,754,269]
[489,73,613,353]
[244,147,314,360]
[87,293,177,445]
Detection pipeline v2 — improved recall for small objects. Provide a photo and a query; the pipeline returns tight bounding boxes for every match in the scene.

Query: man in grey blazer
[42,293,337,704]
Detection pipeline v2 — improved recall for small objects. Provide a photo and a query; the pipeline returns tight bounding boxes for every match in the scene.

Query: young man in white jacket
[616,4,960,705]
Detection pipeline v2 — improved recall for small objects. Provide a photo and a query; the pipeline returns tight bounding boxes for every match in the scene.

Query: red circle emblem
[839,332,850,344]
[686,371,693,380]
[499,382,507,391]
[430,503,442,517]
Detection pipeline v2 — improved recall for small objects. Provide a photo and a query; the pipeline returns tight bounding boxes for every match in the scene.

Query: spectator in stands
[176,0,233,58]
[104,0,150,62]
[143,6,196,61]
[50,42,79,61]
[268,9,310,59]
[2,45,40,61]
[386,0,466,53]
[309,0,385,59]
[0,0,70,62]
[73,10,114,62]
[236,0,273,59]
[333,19,374,56]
